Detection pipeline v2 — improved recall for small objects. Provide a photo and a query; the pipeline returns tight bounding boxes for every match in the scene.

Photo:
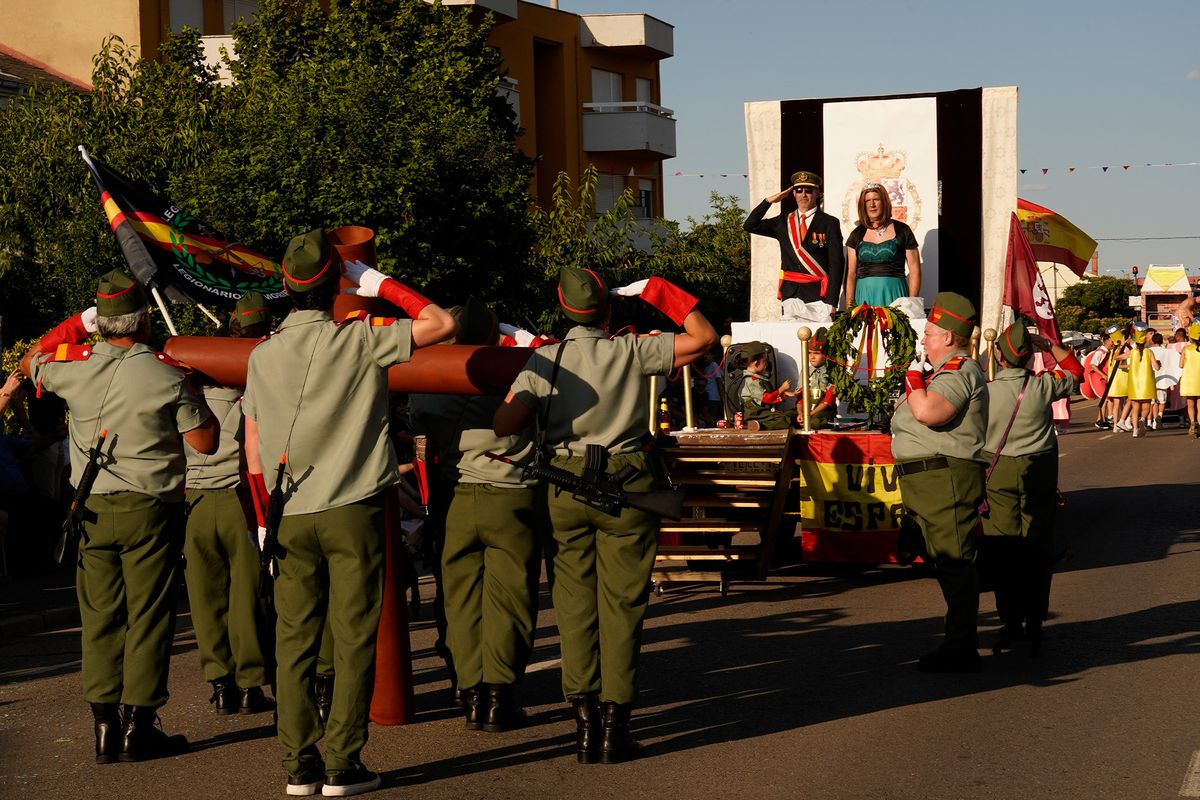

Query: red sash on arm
[779,211,829,299]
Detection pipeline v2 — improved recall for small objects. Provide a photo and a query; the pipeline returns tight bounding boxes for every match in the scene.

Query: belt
[895,456,949,477]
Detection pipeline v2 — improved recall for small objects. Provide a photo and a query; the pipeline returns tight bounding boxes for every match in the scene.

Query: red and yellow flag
[1016,198,1097,276]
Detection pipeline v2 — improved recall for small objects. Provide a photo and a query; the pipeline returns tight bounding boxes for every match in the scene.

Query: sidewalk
[0,562,79,643]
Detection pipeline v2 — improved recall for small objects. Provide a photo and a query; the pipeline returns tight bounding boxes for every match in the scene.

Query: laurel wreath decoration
[168,211,274,294]
[823,304,917,423]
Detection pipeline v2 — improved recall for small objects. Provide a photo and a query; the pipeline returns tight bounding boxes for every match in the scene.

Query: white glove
[81,306,99,333]
[257,525,268,551]
[610,278,649,297]
[907,356,926,372]
[499,323,537,347]
[341,259,388,298]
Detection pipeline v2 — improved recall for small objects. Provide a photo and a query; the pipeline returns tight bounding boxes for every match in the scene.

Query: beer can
[734,412,745,429]
[716,419,728,429]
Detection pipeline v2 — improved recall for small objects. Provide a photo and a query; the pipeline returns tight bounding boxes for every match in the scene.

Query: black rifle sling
[535,341,569,464]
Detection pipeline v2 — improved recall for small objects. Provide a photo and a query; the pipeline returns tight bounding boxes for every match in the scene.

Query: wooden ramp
[653,429,799,595]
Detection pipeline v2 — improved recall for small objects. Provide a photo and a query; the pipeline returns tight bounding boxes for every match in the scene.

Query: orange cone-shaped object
[371,486,417,725]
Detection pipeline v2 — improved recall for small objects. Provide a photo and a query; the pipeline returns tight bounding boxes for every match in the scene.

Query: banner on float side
[744,87,1018,323]
[794,432,905,563]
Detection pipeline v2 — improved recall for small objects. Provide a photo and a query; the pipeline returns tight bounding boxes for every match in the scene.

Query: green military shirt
[807,362,833,404]
[890,351,988,463]
[509,326,675,457]
[984,366,1074,457]
[243,310,413,515]
[740,372,776,408]
[31,341,210,501]
[411,392,534,487]
[185,385,244,490]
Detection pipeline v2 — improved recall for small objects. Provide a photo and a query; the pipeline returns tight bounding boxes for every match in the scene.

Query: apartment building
[1,0,675,216]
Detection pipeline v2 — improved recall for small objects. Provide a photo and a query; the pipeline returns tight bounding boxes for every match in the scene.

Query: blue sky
[558,0,1200,275]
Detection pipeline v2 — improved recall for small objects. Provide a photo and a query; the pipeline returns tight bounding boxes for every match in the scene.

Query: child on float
[1179,322,1200,438]
[1116,321,1159,438]
[804,327,837,430]
[739,341,798,430]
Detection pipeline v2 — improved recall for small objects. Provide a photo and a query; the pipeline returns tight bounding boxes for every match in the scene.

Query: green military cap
[281,228,340,292]
[927,291,977,339]
[790,170,822,190]
[95,269,147,317]
[996,322,1032,366]
[233,291,270,328]
[811,326,829,354]
[741,341,768,360]
[558,266,609,325]
[456,295,499,346]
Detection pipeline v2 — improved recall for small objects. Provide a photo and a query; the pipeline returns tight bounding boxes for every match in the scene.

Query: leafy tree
[1055,275,1138,333]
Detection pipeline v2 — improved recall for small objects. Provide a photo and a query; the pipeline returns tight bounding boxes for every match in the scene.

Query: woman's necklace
[869,221,889,240]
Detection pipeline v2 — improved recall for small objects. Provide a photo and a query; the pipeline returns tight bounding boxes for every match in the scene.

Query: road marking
[1180,750,1200,796]
[1099,434,1114,441]
[0,658,81,681]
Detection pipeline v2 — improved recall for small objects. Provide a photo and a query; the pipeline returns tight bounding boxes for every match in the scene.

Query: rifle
[259,455,287,593]
[485,452,685,521]
[56,429,108,564]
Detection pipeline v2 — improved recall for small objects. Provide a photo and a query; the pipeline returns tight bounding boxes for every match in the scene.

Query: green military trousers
[184,487,267,688]
[77,492,184,708]
[898,456,985,653]
[442,483,540,690]
[274,494,384,778]
[548,452,658,705]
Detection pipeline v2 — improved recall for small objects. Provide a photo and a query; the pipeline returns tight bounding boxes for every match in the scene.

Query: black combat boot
[482,683,521,733]
[599,701,642,764]
[90,702,121,764]
[571,694,600,764]
[209,676,238,715]
[464,683,485,731]
[313,674,334,728]
[239,686,275,715]
[118,705,189,762]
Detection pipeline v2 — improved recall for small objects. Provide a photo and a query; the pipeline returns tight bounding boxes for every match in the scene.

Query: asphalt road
[3,399,1199,800]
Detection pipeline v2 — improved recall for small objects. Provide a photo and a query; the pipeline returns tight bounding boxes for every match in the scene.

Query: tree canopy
[1055,275,1139,333]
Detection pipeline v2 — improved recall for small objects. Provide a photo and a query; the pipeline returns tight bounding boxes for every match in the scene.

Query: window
[636,78,652,106]
[169,0,204,32]
[591,69,622,109]
[593,175,626,215]
[223,0,259,32]
[634,179,653,219]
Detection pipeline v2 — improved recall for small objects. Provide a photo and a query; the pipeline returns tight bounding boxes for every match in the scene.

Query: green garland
[823,304,917,423]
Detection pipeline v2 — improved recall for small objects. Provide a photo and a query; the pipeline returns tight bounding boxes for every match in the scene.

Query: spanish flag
[79,147,287,307]
[1016,198,1097,276]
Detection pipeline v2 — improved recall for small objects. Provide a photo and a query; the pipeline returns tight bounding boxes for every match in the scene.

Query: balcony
[582,101,676,158]
[580,13,673,60]
[432,0,517,23]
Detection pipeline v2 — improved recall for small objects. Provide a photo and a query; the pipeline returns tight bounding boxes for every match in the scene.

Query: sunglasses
[793,186,816,194]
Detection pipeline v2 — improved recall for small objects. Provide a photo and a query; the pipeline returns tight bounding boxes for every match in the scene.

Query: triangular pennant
[1102,166,1109,172]
[1020,168,1027,174]
[1123,165,1131,170]
[1041,168,1049,175]
[673,170,682,176]
[1068,167,1076,173]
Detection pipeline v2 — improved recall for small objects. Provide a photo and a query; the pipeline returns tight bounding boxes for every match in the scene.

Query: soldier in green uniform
[739,342,798,430]
[805,327,836,429]
[184,292,273,715]
[981,323,1083,656]
[494,268,716,763]
[412,296,542,733]
[243,230,454,797]
[22,271,219,762]
[891,291,988,672]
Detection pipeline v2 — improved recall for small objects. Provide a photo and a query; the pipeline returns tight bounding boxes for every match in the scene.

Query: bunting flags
[1015,198,1098,276]
[671,161,1199,177]
[80,147,286,307]
[1004,212,1062,345]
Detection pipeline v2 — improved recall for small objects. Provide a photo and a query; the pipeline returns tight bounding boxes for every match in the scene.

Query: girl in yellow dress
[1104,325,1131,431]
[1119,321,1159,437]
[1178,322,1200,438]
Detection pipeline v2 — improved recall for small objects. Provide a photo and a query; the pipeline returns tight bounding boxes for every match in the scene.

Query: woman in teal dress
[843,183,921,307]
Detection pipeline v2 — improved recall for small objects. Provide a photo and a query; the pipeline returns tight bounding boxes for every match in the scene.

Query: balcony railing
[582,101,676,158]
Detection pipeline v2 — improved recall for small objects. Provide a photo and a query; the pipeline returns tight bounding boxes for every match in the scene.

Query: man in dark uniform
[891,292,988,673]
[243,230,454,797]
[183,292,273,715]
[494,268,717,764]
[22,271,219,762]
[743,170,845,311]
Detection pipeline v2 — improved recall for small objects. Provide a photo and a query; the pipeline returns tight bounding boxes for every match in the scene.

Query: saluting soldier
[981,323,1083,656]
[892,291,988,672]
[22,271,219,762]
[743,170,845,311]
[411,296,542,733]
[494,268,716,763]
[183,292,274,715]
[243,230,454,797]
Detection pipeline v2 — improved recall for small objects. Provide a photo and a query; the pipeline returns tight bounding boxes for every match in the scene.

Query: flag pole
[149,283,179,336]
[195,303,222,327]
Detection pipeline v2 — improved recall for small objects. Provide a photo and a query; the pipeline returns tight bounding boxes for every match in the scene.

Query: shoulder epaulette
[339,310,399,327]
[45,343,93,362]
[939,356,966,371]
[154,352,194,373]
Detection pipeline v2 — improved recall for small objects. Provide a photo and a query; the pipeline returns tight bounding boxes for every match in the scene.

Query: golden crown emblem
[856,145,906,180]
